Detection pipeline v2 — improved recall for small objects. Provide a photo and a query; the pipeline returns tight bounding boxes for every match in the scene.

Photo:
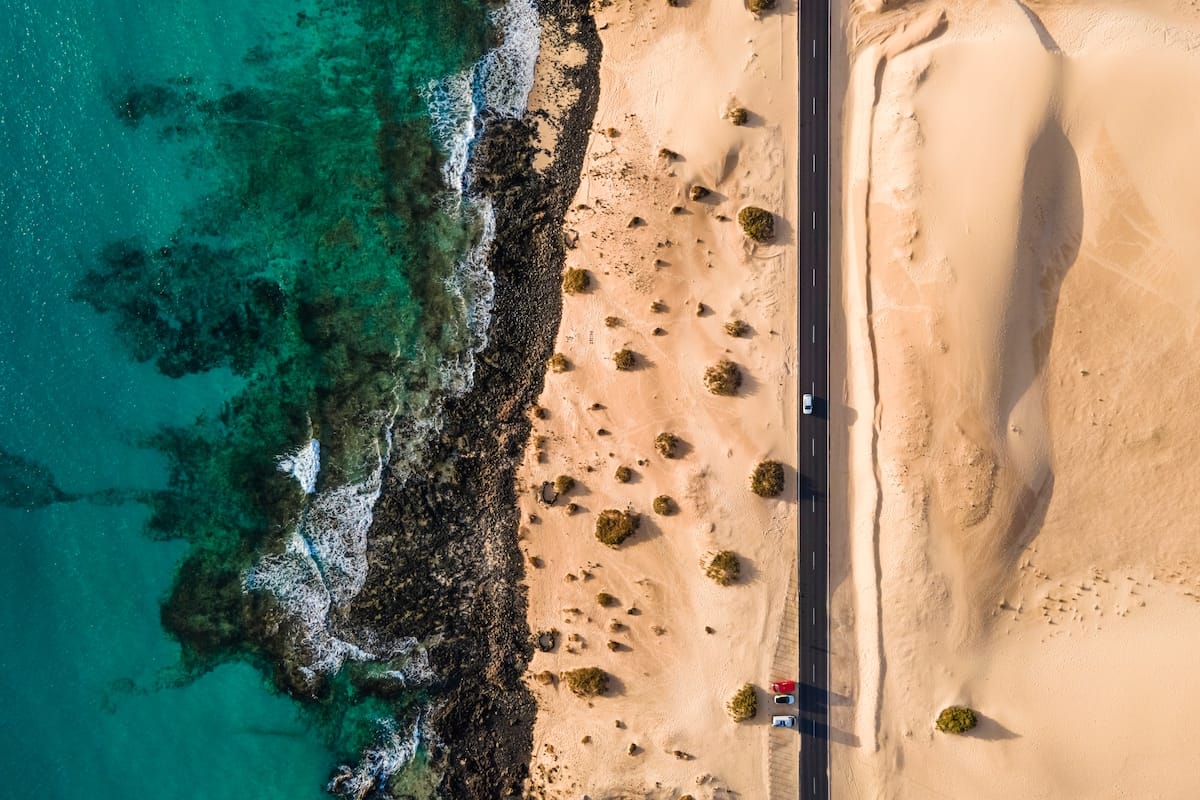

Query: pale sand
[835,0,1200,796]
[518,0,799,797]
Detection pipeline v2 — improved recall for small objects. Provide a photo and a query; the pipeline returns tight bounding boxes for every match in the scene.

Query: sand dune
[834,0,1200,795]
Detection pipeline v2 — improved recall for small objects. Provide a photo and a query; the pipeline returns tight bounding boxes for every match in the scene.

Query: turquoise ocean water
[0,0,538,796]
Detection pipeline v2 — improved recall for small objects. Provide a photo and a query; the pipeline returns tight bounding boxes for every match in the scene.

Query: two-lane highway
[797,0,830,797]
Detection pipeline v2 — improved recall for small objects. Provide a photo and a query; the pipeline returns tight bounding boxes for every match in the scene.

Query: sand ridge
[518,0,799,796]
[834,0,1200,796]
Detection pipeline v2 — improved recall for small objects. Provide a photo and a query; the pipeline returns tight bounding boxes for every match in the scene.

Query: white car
[774,694,795,705]
[772,715,796,728]
[802,393,814,415]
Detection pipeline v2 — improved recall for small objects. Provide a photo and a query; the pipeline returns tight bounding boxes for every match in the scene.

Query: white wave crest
[328,714,423,798]
[276,438,320,494]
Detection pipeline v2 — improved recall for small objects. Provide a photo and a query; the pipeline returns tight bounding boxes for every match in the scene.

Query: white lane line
[812,608,816,625]
[812,381,816,393]
[811,211,816,229]
[812,664,816,680]
[811,324,816,343]
[813,777,818,794]
[811,495,815,512]
[812,96,816,115]
[812,268,816,287]
[812,153,816,172]
[811,438,816,457]
[812,39,816,58]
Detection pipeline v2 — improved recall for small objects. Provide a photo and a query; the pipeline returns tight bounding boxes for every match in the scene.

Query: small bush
[706,551,740,585]
[724,319,749,337]
[614,465,632,483]
[704,359,742,396]
[728,106,748,126]
[748,0,776,13]
[689,185,710,201]
[655,432,680,459]
[595,509,640,548]
[750,460,785,497]
[554,475,575,494]
[605,315,622,327]
[562,667,609,698]
[596,592,619,607]
[548,352,570,372]
[738,206,775,241]
[650,300,667,313]
[653,495,676,515]
[936,706,978,734]
[613,349,636,371]
[562,267,590,294]
[727,683,757,722]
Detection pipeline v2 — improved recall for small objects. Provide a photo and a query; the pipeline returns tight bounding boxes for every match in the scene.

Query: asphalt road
[797,0,830,797]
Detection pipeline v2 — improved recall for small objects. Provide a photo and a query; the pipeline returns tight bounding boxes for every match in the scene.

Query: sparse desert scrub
[613,349,636,370]
[706,550,740,585]
[554,475,575,494]
[548,352,570,372]
[596,592,619,607]
[652,495,676,515]
[704,359,742,396]
[689,185,710,201]
[614,465,633,483]
[728,106,748,126]
[727,683,757,722]
[738,206,774,241]
[936,706,978,734]
[750,460,785,497]
[724,319,749,337]
[655,432,680,458]
[604,315,622,327]
[595,509,640,548]
[747,0,775,13]
[562,267,590,294]
[562,667,610,698]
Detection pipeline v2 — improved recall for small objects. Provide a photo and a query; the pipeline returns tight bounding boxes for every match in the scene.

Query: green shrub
[562,667,609,698]
[748,0,776,13]
[706,551,740,585]
[726,683,757,722]
[596,592,619,607]
[936,706,978,734]
[724,319,749,337]
[554,475,575,494]
[562,268,590,294]
[653,495,676,515]
[595,509,640,548]
[704,359,742,396]
[614,465,633,483]
[548,352,569,372]
[613,349,636,371]
[738,206,775,241]
[655,432,680,459]
[728,107,748,126]
[689,185,710,201]
[750,460,785,497]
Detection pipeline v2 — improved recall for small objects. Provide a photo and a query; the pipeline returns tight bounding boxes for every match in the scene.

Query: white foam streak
[276,438,320,494]
[328,714,423,798]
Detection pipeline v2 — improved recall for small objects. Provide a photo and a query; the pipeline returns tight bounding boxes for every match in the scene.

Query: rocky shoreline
[347,0,601,796]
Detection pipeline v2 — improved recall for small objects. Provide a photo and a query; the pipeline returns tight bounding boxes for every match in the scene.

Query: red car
[770,680,796,693]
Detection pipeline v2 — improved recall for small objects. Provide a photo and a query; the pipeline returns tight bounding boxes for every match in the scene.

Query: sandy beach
[833,0,1200,796]
[518,0,800,796]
